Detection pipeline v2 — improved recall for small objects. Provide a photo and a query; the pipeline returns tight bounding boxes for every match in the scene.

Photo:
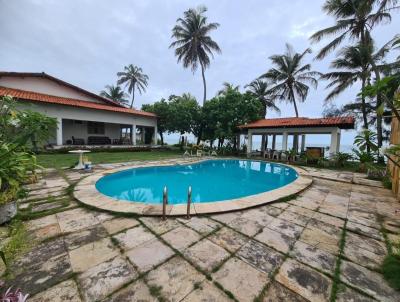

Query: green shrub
[382,254,400,290]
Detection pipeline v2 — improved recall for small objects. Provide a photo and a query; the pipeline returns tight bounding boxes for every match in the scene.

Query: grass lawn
[36,150,182,169]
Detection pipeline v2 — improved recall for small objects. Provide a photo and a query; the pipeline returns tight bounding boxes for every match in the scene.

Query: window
[87,122,105,134]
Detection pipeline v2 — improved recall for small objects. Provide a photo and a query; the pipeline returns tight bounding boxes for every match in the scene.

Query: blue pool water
[95,159,298,204]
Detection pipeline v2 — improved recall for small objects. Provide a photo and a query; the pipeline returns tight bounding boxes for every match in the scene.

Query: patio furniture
[112,138,121,145]
[272,150,280,160]
[68,150,91,170]
[211,150,218,156]
[72,136,84,145]
[88,136,111,145]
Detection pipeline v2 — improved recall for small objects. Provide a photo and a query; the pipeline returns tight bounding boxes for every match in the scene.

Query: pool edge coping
[73,157,313,216]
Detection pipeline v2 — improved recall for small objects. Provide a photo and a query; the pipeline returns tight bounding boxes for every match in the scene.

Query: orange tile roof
[239,117,355,129]
[0,86,157,118]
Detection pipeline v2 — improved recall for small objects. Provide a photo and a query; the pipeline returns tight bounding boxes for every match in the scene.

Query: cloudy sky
[1,0,399,146]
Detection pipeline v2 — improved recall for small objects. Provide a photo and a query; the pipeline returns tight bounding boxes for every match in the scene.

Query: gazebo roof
[239,117,355,130]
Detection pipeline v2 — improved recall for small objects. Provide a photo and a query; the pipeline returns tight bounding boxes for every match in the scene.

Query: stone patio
[1,159,400,301]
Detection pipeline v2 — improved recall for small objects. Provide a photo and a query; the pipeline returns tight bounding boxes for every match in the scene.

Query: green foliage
[117,64,149,108]
[100,85,129,105]
[142,99,171,144]
[382,254,400,290]
[354,129,378,152]
[332,152,353,167]
[1,220,30,269]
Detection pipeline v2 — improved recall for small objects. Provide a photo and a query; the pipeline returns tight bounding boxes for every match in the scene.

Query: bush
[382,254,400,290]
[332,152,353,167]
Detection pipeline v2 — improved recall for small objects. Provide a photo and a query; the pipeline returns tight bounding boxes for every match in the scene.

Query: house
[0,72,158,147]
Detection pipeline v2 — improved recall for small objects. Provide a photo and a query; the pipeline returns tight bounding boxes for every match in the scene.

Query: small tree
[142,99,171,145]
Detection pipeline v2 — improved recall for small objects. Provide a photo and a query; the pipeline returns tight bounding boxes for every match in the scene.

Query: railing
[161,185,192,220]
[162,186,168,220]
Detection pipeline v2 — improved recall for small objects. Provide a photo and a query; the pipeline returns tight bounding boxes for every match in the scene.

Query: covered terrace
[239,117,355,158]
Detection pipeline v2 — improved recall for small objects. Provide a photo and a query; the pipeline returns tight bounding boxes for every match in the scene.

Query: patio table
[68,150,91,170]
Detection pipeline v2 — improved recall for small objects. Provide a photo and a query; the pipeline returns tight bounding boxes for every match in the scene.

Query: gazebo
[239,117,355,158]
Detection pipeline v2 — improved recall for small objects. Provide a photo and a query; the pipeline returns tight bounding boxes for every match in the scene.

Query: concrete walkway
[1,160,400,301]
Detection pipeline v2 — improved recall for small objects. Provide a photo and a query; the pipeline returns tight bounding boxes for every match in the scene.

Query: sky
[1,0,399,147]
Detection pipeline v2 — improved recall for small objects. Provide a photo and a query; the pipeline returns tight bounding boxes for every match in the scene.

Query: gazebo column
[247,130,253,157]
[261,135,266,157]
[153,125,158,145]
[301,134,306,152]
[293,134,299,152]
[282,131,288,151]
[272,135,276,150]
[132,123,137,146]
[56,117,63,146]
[330,128,341,156]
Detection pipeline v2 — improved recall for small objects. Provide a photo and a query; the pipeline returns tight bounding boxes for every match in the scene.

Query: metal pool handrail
[162,186,168,220]
[186,186,192,219]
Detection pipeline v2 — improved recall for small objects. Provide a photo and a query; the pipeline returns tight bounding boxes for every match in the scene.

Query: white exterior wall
[16,101,157,145]
[0,76,103,103]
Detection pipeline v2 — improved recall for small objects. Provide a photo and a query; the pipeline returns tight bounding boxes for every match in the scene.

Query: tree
[100,85,129,105]
[260,44,321,117]
[170,6,221,105]
[217,82,240,96]
[309,0,392,60]
[117,65,149,109]
[322,41,392,130]
[142,99,170,145]
[245,79,280,118]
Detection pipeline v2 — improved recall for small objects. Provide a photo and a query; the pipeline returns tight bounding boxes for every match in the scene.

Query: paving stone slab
[139,216,182,234]
[240,208,276,226]
[300,227,340,255]
[7,253,72,296]
[102,217,140,234]
[286,204,316,218]
[26,214,59,231]
[341,260,400,302]
[229,217,263,237]
[56,208,99,233]
[64,224,108,251]
[32,223,61,241]
[112,225,156,251]
[346,221,383,241]
[161,225,202,251]
[311,212,345,228]
[29,279,81,302]
[93,211,115,222]
[69,237,119,272]
[268,217,304,238]
[262,205,283,217]
[336,285,375,302]
[79,256,137,302]
[278,210,311,227]
[345,232,386,256]
[31,200,67,213]
[275,258,333,302]
[126,238,175,272]
[255,226,295,253]
[237,239,284,275]
[212,257,268,302]
[291,240,336,275]
[181,280,232,302]
[264,281,308,302]
[146,256,205,302]
[184,217,221,235]
[208,227,249,253]
[210,211,242,224]
[183,239,230,272]
[108,280,157,302]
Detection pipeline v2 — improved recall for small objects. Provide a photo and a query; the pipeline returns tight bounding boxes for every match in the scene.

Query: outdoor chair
[71,136,85,145]
[272,150,280,160]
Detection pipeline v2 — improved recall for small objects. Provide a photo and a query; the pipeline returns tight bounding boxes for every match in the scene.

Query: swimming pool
[95,159,298,204]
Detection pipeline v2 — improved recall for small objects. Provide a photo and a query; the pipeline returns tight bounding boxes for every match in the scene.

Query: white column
[261,135,266,157]
[142,127,146,144]
[56,117,63,146]
[247,130,253,157]
[330,128,340,156]
[153,125,158,145]
[282,132,288,151]
[272,135,276,150]
[337,131,341,153]
[301,134,306,152]
[132,123,137,146]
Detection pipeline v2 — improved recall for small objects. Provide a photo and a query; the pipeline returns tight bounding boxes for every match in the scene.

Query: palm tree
[117,65,149,108]
[170,6,221,105]
[245,79,280,118]
[260,44,321,117]
[309,0,391,59]
[217,82,240,96]
[100,85,129,105]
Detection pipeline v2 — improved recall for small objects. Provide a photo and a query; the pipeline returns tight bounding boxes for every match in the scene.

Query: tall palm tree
[170,6,221,105]
[322,41,395,129]
[245,79,280,118]
[217,82,240,96]
[100,85,129,105]
[117,65,149,108]
[260,44,321,117]
[309,0,391,59]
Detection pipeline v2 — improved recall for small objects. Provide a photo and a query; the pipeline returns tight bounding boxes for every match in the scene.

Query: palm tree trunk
[201,63,206,105]
[361,77,369,130]
[289,87,299,117]
[130,88,135,109]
